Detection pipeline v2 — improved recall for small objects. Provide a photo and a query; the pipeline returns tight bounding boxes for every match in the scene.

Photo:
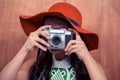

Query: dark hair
[29,16,90,80]
[29,49,90,80]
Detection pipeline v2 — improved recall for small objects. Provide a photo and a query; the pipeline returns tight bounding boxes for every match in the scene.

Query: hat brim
[19,12,98,51]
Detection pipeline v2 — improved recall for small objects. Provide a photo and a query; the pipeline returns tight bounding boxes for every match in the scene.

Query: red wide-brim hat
[19,2,98,51]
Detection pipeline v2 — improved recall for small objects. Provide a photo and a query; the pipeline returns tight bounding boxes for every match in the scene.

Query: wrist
[19,45,30,55]
[80,53,94,64]
[77,51,91,62]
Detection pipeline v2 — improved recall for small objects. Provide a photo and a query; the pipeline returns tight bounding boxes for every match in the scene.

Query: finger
[37,25,51,31]
[38,31,50,39]
[66,48,77,56]
[34,36,50,47]
[65,45,77,55]
[64,40,77,51]
[33,40,47,51]
[30,31,50,40]
[67,44,77,52]
[73,30,81,40]
[69,28,81,40]
[29,34,48,51]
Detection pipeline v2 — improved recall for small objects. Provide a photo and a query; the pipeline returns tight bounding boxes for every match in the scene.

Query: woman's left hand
[64,29,89,61]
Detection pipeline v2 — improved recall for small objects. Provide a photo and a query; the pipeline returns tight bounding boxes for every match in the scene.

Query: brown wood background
[0,0,120,80]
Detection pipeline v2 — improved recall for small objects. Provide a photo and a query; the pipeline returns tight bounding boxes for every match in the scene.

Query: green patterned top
[50,55,76,80]
[50,66,76,80]
[37,55,76,80]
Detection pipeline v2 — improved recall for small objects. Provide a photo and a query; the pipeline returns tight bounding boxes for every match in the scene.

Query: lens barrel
[51,36,61,45]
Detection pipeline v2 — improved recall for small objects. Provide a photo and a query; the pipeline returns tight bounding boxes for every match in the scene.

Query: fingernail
[48,44,50,47]
[48,37,50,39]
[48,25,52,27]
[44,48,47,51]
[47,36,50,39]
[65,52,67,55]
[64,47,67,51]
[64,49,66,51]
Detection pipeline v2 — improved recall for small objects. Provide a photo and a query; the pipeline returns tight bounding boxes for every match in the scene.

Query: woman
[0,2,107,80]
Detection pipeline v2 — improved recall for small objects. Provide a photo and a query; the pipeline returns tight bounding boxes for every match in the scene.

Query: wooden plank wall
[0,0,120,80]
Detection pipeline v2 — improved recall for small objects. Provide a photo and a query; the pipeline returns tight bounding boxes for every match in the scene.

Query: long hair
[29,49,90,80]
[29,16,90,80]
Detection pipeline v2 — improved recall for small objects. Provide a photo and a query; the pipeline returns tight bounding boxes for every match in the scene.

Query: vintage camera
[42,28,73,49]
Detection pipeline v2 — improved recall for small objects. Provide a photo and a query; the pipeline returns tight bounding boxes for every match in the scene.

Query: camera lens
[52,36,61,45]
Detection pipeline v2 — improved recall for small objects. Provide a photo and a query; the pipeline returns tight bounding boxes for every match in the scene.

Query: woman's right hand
[23,25,51,53]
[0,26,52,80]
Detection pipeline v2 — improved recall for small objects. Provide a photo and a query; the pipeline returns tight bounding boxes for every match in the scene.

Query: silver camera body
[43,28,73,49]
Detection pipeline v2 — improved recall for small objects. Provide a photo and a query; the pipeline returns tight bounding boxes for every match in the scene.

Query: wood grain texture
[0,0,120,80]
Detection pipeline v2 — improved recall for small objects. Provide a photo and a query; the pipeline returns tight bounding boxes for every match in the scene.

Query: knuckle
[40,39,44,44]
[29,36,34,41]
[30,32,34,35]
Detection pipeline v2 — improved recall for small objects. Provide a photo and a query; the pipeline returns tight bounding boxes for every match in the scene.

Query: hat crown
[48,2,82,26]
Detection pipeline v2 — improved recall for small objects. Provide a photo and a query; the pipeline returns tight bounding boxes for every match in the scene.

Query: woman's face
[44,17,69,55]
